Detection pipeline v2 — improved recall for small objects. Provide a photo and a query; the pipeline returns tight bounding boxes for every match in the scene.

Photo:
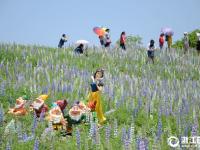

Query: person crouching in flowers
[8,96,28,116]
[30,95,48,118]
[87,69,106,125]
[47,104,67,130]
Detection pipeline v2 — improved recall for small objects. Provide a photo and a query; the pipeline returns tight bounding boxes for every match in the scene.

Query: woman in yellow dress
[166,35,172,51]
[87,69,106,124]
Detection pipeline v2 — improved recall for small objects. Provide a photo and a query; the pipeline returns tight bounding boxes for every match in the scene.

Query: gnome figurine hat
[32,94,48,110]
[15,97,26,109]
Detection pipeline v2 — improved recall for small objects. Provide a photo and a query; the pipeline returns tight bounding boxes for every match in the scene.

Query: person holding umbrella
[166,35,172,51]
[104,29,111,48]
[99,35,105,47]
[93,27,106,47]
[161,27,173,51]
[58,34,68,48]
[74,40,89,56]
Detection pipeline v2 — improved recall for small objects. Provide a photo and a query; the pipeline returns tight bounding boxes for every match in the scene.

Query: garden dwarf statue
[8,95,28,116]
[30,95,48,118]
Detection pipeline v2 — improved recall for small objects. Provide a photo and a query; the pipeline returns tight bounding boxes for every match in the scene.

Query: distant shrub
[116,35,143,48]
[172,29,200,49]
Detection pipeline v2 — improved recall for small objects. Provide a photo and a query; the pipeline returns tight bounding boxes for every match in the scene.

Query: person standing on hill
[104,29,111,48]
[120,31,126,50]
[99,35,105,47]
[196,33,200,55]
[165,35,172,51]
[183,32,189,54]
[146,39,156,64]
[159,33,165,50]
[58,34,68,48]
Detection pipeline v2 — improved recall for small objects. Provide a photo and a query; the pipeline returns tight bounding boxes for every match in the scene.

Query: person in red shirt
[120,31,126,50]
[159,33,165,50]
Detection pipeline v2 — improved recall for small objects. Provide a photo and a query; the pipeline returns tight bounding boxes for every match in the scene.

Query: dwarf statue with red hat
[55,99,68,115]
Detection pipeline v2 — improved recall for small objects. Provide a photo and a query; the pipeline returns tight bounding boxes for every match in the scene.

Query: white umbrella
[76,40,89,45]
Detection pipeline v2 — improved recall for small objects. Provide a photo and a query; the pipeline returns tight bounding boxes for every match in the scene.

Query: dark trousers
[120,43,126,50]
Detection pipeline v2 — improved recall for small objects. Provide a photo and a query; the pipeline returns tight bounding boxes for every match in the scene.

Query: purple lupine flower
[133,108,139,118]
[76,128,81,150]
[39,108,45,122]
[33,138,39,150]
[156,117,162,141]
[121,127,127,143]
[138,98,142,109]
[105,125,111,144]
[124,134,130,150]
[23,132,29,142]
[62,84,67,94]
[6,142,11,150]
[42,86,48,95]
[31,112,38,135]
[89,122,98,145]
[137,138,148,150]
[116,100,121,108]
[191,123,198,136]
[16,123,23,142]
[51,81,56,92]
[113,119,118,137]
[57,80,62,93]
[128,124,134,144]
[0,105,4,126]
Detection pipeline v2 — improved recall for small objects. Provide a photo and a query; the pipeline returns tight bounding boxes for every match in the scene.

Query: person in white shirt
[58,34,68,48]
[146,39,156,64]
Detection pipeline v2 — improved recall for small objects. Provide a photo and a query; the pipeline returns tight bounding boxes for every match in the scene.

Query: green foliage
[172,29,200,49]
[0,42,199,149]
[116,34,142,47]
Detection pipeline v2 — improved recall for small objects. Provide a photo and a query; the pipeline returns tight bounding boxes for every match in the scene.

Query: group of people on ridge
[57,29,200,64]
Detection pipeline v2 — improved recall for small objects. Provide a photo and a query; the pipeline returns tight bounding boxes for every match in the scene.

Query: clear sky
[0,0,200,47]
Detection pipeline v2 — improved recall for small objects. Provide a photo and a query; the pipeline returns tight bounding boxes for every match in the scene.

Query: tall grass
[0,43,200,149]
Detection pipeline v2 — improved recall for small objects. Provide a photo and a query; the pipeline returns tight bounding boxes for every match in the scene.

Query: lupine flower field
[0,43,200,149]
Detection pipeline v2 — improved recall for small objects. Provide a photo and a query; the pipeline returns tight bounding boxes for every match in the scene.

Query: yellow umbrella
[101,27,108,31]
